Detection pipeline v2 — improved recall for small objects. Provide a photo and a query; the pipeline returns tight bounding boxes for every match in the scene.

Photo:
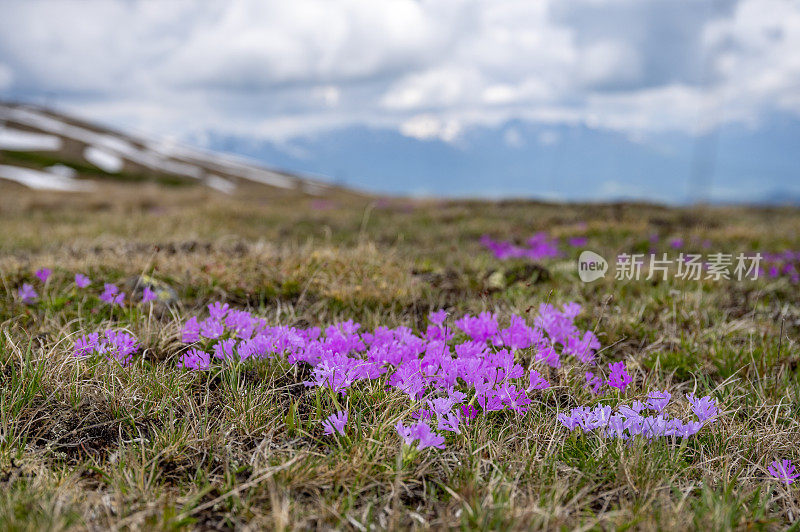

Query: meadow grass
[0,182,799,530]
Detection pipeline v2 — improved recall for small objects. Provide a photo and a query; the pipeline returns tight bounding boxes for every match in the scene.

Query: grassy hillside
[1,182,799,530]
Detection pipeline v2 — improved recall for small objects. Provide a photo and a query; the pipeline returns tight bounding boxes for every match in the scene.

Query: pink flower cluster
[73,330,140,366]
[178,301,603,450]
[480,233,562,261]
[761,251,800,283]
[558,391,718,440]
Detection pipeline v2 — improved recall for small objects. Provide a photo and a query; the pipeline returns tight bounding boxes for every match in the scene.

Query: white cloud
[0,0,798,143]
[382,66,482,110]
[578,41,641,87]
[703,0,800,116]
[315,86,341,107]
[400,114,462,142]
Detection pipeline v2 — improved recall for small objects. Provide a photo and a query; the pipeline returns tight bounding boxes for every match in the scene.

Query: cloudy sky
[1,0,799,202]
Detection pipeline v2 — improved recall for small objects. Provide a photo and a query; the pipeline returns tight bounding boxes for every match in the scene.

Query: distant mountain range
[204,116,800,205]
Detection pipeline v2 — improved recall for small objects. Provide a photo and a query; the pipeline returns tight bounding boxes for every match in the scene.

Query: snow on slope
[0,127,62,151]
[83,146,123,173]
[0,164,93,191]
[204,174,237,194]
[45,164,78,178]
[145,139,298,189]
[0,104,335,193]
[0,106,206,179]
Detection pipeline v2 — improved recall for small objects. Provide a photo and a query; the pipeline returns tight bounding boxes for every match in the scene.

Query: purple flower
[669,238,684,249]
[72,329,139,366]
[525,232,561,260]
[535,345,561,368]
[225,310,256,338]
[427,397,457,417]
[322,410,348,436]
[565,331,600,364]
[559,400,707,441]
[208,302,230,320]
[527,370,550,391]
[75,273,91,288]
[480,233,560,261]
[73,333,100,357]
[199,318,224,340]
[768,459,799,485]
[437,411,461,434]
[178,348,211,370]
[141,286,157,304]
[18,283,38,304]
[495,315,537,350]
[100,284,125,306]
[686,393,718,423]
[646,390,671,413]
[568,237,587,247]
[676,420,703,438]
[412,421,446,450]
[455,312,499,343]
[182,317,201,343]
[584,372,605,395]
[459,405,479,425]
[428,309,448,326]
[607,361,632,392]
[396,421,445,450]
[396,421,415,446]
[103,330,139,365]
[557,411,582,430]
[411,408,435,421]
[35,268,52,283]
[213,338,238,361]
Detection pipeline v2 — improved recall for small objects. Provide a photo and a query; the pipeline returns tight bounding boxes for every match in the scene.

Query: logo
[578,250,608,282]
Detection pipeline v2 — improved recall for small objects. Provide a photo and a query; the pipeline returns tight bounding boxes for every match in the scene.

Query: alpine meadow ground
[1,181,799,531]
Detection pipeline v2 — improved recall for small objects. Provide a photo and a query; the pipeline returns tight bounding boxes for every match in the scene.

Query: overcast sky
[1,0,799,200]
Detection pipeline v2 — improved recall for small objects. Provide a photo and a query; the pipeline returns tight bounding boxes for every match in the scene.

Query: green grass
[0,184,798,529]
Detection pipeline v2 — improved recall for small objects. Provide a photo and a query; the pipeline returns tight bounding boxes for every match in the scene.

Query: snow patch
[146,140,302,189]
[84,146,124,173]
[204,175,236,194]
[45,164,78,178]
[0,164,93,191]
[0,127,62,151]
